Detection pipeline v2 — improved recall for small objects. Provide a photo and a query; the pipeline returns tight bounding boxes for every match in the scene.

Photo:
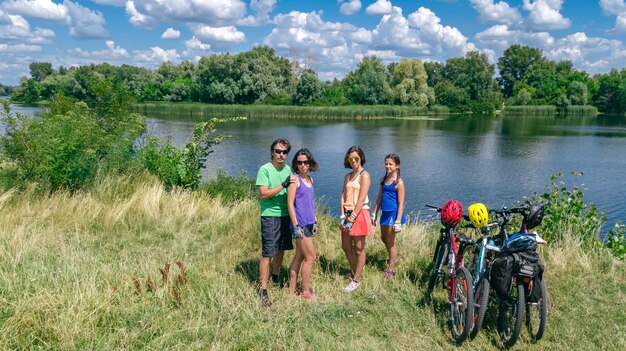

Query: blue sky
[1,0,626,85]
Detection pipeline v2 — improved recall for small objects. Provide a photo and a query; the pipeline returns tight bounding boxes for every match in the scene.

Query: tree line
[6,45,626,114]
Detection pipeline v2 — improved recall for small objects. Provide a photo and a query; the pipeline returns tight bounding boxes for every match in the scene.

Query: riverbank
[0,175,623,349]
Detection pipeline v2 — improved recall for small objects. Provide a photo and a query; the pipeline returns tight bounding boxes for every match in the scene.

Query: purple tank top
[295,175,316,226]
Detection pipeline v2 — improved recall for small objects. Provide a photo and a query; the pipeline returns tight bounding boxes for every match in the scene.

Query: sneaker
[384,270,395,279]
[301,289,316,300]
[259,291,272,307]
[344,280,360,293]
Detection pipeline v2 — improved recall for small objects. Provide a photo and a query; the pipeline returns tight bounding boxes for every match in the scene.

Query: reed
[131,102,449,120]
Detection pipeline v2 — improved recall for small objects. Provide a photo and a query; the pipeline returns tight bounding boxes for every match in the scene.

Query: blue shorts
[291,223,316,239]
[380,211,406,227]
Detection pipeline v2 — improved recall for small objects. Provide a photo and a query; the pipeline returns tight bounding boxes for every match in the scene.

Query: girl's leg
[381,226,397,271]
[289,239,304,294]
[300,237,317,294]
[352,236,367,281]
[341,231,357,276]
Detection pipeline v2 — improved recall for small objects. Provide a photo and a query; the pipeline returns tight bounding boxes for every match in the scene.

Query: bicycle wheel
[498,280,525,348]
[526,278,547,341]
[470,277,490,339]
[428,240,447,292]
[450,266,474,344]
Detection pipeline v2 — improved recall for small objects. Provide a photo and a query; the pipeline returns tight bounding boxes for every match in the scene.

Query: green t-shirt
[256,162,292,217]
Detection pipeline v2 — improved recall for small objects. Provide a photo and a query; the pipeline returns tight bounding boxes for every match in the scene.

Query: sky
[1,0,626,86]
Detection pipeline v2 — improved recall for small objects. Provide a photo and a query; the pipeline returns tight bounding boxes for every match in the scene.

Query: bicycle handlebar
[425,204,442,212]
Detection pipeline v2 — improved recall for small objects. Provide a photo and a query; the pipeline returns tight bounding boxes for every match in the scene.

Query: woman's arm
[396,178,405,222]
[287,177,300,226]
[340,174,348,216]
[373,177,383,215]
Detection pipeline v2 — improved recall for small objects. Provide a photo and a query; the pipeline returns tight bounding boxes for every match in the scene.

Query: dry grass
[0,176,624,350]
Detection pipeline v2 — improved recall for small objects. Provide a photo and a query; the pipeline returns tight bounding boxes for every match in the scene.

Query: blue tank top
[381,179,400,212]
[294,175,316,226]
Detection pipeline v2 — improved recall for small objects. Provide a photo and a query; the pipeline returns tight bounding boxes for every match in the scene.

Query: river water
[7,104,626,235]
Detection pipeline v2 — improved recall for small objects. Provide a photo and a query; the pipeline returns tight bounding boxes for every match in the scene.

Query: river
[7,103,626,235]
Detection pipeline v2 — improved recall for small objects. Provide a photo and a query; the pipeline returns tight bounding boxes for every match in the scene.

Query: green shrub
[532,172,605,245]
[606,222,626,260]
[137,118,241,190]
[200,170,256,203]
[0,92,144,191]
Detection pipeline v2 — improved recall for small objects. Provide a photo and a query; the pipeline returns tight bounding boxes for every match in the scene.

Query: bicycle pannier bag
[490,254,515,297]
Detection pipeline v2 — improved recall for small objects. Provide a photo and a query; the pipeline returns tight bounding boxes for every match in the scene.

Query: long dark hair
[381,153,401,185]
[343,145,366,169]
[291,148,319,172]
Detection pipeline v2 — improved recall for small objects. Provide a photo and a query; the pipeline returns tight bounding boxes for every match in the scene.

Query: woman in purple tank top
[287,148,319,300]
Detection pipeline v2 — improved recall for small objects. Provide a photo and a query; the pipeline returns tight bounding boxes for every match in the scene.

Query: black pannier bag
[490,254,516,297]
[490,250,545,301]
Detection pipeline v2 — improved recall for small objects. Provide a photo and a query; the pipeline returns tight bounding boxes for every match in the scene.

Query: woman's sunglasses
[347,157,361,163]
[297,160,310,165]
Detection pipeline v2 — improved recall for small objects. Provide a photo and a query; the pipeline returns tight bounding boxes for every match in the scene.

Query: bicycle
[425,201,474,344]
[461,215,502,340]
[490,203,548,347]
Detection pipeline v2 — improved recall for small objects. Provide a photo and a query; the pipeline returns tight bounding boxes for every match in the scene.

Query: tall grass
[131,102,449,120]
[0,175,624,350]
[504,105,598,116]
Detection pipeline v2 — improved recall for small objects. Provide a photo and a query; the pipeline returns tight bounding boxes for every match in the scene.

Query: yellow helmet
[468,203,489,228]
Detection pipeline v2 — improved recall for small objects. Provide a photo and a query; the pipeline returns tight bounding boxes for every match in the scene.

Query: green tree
[498,45,544,97]
[568,81,588,105]
[294,70,323,105]
[344,56,390,105]
[389,58,429,106]
[443,51,501,112]
[29,62,54,82]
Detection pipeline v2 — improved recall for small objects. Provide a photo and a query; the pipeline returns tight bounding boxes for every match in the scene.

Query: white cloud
[133,46,180,64]
[522,0,571,30]
[125,0,157,28]
[33,27,55,37]
[469,0,522,25]
[161,27,180,39]
[68,40,129,59]
[126,0,246,27]
[64,0,108,38]
[1,0,107,38]
[192,25,245,43]
[2,0,68,22]
[0,43,41,52]
[407,7,476,56]
[366,0,393,15]
[600,0,626,32]
[600,0,626,15]
[184,36,211,51]
[240,0,277,26]
[350,27,372,43]
[340,0,361,16]
[0,11,55,45]
[475,24,554,51]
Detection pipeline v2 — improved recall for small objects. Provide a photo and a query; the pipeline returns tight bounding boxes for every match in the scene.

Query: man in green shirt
[256,138,295,307]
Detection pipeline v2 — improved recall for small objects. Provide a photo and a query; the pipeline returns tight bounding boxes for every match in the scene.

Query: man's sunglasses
[274,149,289,155]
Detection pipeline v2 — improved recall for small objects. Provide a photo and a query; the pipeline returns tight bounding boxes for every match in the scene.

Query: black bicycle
[490,204,548,347]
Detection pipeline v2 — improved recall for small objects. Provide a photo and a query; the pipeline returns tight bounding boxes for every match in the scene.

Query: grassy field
[0,176,624,350]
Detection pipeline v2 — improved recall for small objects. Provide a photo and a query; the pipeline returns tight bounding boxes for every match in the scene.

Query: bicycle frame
[471,222,501,288]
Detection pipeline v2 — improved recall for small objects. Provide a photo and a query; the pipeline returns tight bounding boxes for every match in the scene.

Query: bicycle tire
[498,280,525,348]
[470,277,490,339]
[526,278,547,341]
[428,240,447,292]
[450,266,474,344]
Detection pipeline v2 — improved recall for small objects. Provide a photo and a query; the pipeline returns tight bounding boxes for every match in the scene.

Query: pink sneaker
[301,289,316,300]
[344,280,360,293]
[384,270,395,279]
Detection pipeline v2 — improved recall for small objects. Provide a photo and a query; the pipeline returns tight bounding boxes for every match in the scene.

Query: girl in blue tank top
[372,154,406,279]
[287,148,319,300]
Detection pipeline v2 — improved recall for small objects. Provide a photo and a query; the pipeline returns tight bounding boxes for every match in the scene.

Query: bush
[606,222,625,260]
[531,172,605,245]
[0,92,144,191]
[137,118,241,190]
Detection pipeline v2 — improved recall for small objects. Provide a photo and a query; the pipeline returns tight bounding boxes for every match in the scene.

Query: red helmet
[441,200,463,227]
